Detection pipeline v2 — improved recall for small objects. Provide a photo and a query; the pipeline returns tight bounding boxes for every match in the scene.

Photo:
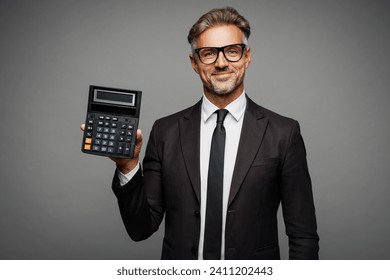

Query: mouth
[211,72,233,80]
[212,71,233,76]
[212,71,234,81]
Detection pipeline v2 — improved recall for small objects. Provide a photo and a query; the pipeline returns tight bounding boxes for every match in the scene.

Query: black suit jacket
[112,96,319,259]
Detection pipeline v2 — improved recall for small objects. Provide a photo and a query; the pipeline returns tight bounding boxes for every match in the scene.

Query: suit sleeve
[280,121,320,259]
[111,122,165,241]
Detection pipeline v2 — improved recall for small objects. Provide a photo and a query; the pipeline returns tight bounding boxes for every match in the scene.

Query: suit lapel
[179,100,202,203]
[228,98,269,206]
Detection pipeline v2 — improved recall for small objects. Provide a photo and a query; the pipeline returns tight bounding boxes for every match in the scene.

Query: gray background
[1,0,389,260]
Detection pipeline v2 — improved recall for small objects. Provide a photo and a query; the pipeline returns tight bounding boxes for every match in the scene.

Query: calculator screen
[93,89,136,106]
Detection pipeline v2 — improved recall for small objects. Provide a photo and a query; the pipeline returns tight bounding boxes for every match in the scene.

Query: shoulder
[246,96,299,129]
[246,96,305,154]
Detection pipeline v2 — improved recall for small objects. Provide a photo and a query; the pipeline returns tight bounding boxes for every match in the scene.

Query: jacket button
[191,245,198,255]
[194,210,200,217]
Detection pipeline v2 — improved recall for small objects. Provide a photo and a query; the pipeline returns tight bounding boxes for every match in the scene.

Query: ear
[244,47,251,69]
[189,54,200,74]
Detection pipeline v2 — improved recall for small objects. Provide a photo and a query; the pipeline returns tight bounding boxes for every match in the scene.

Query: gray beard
[209,75,238,96]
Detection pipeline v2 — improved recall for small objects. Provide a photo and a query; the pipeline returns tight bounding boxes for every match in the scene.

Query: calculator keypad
[82,114,137,158]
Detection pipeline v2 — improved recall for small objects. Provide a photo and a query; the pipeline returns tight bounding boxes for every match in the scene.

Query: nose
[214,50,229,68]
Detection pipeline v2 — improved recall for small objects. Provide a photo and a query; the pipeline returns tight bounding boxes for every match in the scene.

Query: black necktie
[203,109,229,260]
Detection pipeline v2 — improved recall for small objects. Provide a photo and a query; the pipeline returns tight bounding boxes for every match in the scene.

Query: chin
[212,83,238,96]
[211,87,236,96]
[209,83,232,95]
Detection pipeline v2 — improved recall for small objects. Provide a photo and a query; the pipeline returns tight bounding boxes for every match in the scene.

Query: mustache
[212,67,234,74]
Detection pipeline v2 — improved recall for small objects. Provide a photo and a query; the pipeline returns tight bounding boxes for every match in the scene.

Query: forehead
[195,25,244,48]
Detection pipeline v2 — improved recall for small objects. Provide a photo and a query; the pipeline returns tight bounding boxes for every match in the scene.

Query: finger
[80,124,85,131]
[135,129,143,146]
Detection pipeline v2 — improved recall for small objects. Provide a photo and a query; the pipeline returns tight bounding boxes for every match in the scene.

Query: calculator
[81,85,142,158]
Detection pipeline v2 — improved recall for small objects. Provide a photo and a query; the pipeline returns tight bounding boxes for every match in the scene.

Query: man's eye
[226,48,239,55]
[201,49,216,57]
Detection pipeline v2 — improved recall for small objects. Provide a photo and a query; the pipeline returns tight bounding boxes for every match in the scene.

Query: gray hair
[187,7,251,52]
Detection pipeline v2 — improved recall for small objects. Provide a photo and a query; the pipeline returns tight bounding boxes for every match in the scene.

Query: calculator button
[84,144,91,150]
[85,138,92,144]
[108,141,115,147]
[127,125,134,130]
[124,144,131,155]
[103,128,110,133]
[119,136,125,142]
[117,143,124,154]
[104,122,110,127]
[108,147,114,153]
[99,116,105,120]
[86,126,93,131]
[105,116,111,121]
[101,140,108,146]
[111,123,117,128]
[87,119,94,125]
[121,124,127,129]
[125,137,132,143]
[126,131,133,136]
[120,130,126,135]
[109,135,116,140]
[112,117,118,121]
[101,146,107,152]
[103,134,109,139]
[94,139,101,145]
[98,121,104,126]
[86,132,92,137]
[92,145,100,151]
[96,133,102,139]
[110,128,117,134]
[97,127,103,132]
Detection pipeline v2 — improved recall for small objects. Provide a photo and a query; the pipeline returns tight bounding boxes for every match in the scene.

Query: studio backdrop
[0,0,389,259]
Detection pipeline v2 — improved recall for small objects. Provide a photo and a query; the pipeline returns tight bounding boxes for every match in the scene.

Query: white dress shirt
[198,92,246,259]
[116,91,247,260]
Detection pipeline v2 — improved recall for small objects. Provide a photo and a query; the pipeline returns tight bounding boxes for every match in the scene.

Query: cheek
[199,68,212,81]
[229,66,241,79]
[235,64,247,78]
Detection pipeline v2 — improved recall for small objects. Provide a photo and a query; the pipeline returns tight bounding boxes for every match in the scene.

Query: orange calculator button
[85,138,92,144]
[84,144,91,150]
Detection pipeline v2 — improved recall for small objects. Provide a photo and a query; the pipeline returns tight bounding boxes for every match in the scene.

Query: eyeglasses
[194,44,247,65]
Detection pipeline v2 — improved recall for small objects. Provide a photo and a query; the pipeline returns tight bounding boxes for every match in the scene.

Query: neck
[204,86,244,109]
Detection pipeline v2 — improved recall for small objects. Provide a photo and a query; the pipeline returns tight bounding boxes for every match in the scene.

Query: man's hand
[80,124,143,174]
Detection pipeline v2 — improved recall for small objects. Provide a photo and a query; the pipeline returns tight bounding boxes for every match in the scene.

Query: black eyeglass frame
[194,44,247,65]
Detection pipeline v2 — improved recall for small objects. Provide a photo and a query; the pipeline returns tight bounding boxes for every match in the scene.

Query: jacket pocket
[251,157,280,167]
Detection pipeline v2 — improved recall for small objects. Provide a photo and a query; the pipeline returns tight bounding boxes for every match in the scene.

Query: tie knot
[216,109,228,124]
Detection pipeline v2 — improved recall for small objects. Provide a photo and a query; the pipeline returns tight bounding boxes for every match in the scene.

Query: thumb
[133,129,143,158]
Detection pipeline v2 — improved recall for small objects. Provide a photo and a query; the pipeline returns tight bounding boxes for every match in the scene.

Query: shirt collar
[202,90,247,123]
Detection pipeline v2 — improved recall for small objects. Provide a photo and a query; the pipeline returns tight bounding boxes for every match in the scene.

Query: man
[83,7,319,259]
